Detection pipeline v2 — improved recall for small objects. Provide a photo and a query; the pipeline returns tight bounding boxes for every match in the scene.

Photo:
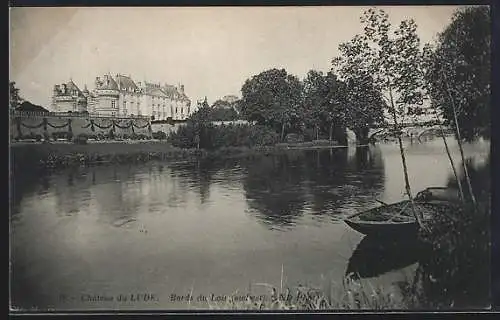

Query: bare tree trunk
[281,122,286,142]
[329,122,334,141]
[439,124,465,203]
[443,73,477,209]
[387,83,425,229]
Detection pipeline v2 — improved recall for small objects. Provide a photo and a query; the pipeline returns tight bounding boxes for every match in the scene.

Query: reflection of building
[51,74,193,120]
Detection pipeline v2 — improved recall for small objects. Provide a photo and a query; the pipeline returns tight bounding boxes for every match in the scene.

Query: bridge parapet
[368,124,451,141]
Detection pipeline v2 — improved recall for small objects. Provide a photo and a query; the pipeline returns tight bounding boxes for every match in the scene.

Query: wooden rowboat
[344,200,452,237]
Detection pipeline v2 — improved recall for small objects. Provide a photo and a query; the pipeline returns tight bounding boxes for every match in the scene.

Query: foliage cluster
[168,121,280,150]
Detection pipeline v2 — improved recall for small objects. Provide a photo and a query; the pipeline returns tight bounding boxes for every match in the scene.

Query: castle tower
[93,74,120,116]
[51,79,87,113]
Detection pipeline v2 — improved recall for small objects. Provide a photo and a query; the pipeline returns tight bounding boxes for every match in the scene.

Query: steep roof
[162,84,179,98]
[17,101,50,113]
[82,85,90,95]
[54,79,84,96]
[97,74,119,90]
[144,83,168,97]
[116,74,139,91]
[66,80,82,94]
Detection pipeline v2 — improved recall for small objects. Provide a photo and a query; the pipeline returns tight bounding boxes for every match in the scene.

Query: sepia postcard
[9,5,492,313]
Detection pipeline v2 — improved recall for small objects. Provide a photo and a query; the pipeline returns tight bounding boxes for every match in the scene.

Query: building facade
[51,80,88,113]
[52,74,193,120]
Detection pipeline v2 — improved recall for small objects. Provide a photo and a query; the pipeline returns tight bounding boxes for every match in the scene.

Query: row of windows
[152,96,182,102]
[84,100,190,116]
[150,104,189,114]
[152,111,173,117]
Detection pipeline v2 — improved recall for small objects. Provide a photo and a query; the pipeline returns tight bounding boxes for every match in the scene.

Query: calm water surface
[10,138,489,310]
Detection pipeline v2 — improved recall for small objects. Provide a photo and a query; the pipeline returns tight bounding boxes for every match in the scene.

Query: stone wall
[150,123,186,136]
[11,112,152,140]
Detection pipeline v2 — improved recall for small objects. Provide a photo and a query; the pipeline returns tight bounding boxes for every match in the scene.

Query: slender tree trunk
[387,84,425,229]
[443,74,477,209]
[355,127,369,146]
[281,122,286,142]
[329,122,334,142]
[316,125,319,140]
[439,124,465,203]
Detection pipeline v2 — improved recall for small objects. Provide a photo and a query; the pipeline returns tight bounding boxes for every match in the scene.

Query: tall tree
[240,68,303,141]
[302,70,330,140]
[333,8,427,227]
[188,103,212,149]
[332,34,386,145]
[423,6,490,209]
[10,81,23,110]
[210,99,239,121]
[424,6,490,142]
[302,70,356,142]
[343,75,386,145]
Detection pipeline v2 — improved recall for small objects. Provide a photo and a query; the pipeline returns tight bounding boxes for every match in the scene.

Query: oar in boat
[375,199,414,222]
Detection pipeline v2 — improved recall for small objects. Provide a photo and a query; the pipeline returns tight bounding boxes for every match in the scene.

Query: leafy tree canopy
[333,8,425,118]
[423,6,490,141]
[240,68,303,139]
[10,82,23,110]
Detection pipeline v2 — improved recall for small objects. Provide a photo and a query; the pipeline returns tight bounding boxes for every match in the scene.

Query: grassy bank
[10,140,347,171]
[198,276,411,310]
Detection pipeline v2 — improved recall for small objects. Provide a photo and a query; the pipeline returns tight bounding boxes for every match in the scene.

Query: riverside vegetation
[9,6,490,310]
[11,122,342,172]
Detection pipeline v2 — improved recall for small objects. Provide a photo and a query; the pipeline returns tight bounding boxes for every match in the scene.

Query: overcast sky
[10,6,463,107]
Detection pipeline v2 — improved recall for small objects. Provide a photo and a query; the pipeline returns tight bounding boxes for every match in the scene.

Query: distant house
[15,101,50,113]
[222,95,239,104]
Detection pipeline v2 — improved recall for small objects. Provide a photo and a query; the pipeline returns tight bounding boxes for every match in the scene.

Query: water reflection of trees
[241,146,385,228]
[12,147,385,230]
[243,151,309,227]
[12,163,189,225]
[10,169,45,217]
[168,158,243,205]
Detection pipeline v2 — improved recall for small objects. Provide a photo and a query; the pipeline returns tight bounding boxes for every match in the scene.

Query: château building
[51,80,88,113]
[51,74,193,120]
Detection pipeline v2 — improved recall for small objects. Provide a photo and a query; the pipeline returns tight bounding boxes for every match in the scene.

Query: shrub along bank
[167,123,281,149]
[10,122,344,172]
[11,140,342,172]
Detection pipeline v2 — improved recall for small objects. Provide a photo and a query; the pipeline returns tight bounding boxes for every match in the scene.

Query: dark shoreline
[10,140,351,172]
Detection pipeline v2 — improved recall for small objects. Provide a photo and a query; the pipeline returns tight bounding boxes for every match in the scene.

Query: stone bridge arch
[368,128,388,141]
[366,125,446,143]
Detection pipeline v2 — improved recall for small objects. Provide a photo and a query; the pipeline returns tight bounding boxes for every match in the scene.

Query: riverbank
[10,138,490,311]
[10,140,349,171]
[189,274,411,310]
[203,199,490,311]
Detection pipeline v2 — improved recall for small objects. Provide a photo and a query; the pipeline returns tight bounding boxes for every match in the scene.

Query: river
[10,138,490,310]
